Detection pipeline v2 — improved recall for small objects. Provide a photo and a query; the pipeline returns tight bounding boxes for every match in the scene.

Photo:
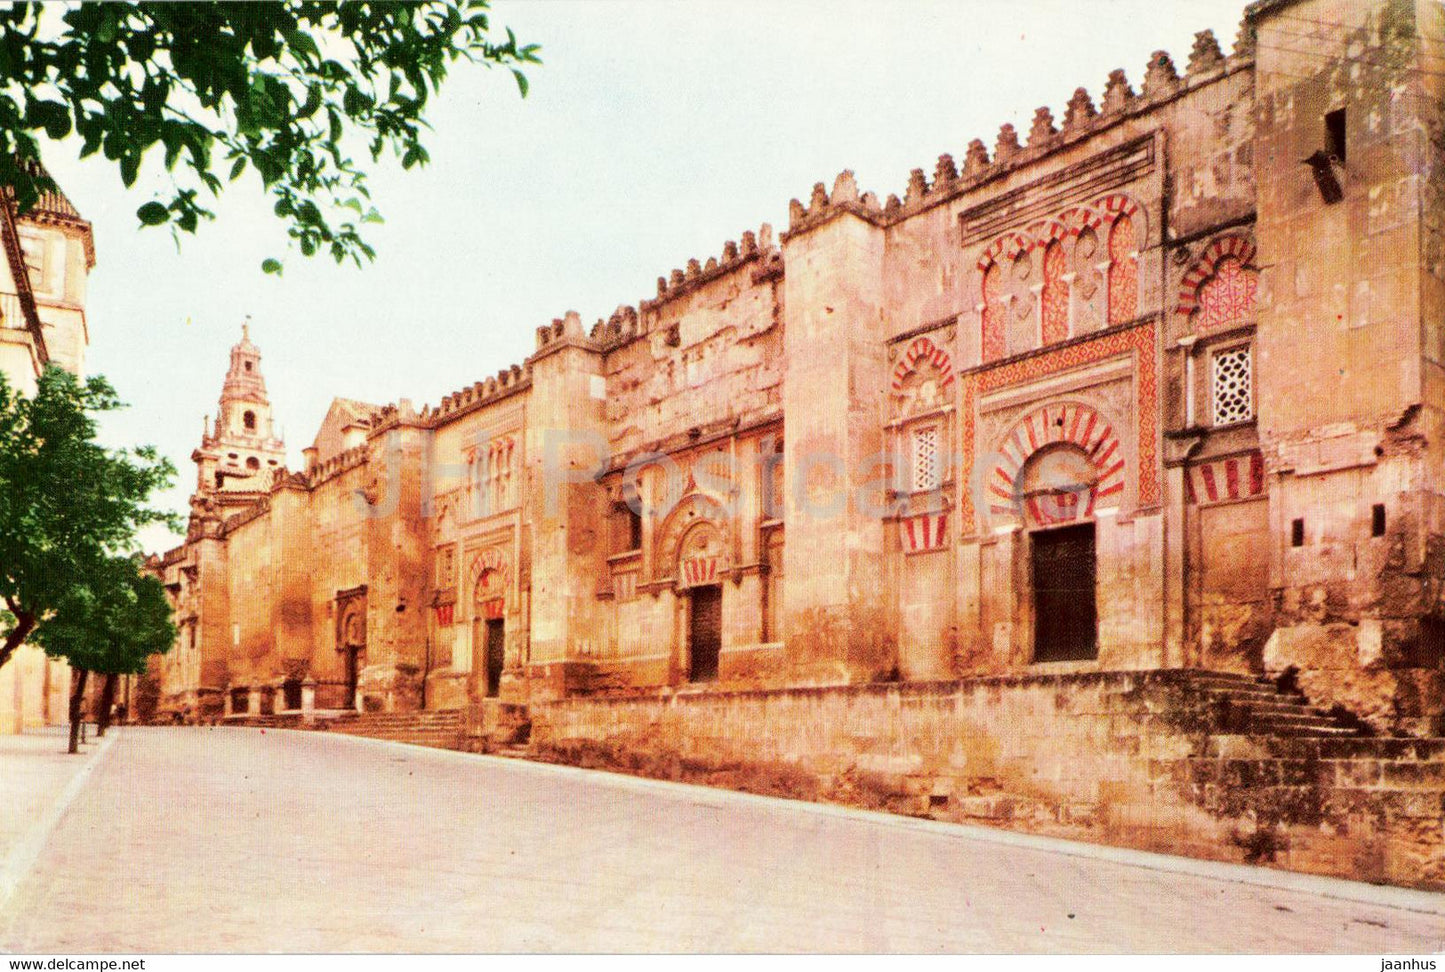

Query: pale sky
[42,0,1252,554]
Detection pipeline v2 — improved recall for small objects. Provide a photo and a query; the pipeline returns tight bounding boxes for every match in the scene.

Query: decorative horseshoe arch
[890,335,954,392]
[975,231,1034,274]
[654,493,730,586]
[1176,234,1259,329]
[977,193,1147,361]
[676,519,729,588]
[985,401,1127,522]
[976,194,1145,278]
[339,602,366,649]
[891,335,955,418]
[466,547,511,619]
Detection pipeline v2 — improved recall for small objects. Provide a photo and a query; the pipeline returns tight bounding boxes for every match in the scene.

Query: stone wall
[531,672,1445,890]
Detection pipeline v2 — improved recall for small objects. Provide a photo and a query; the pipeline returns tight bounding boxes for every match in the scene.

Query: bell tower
[191,323,287,516]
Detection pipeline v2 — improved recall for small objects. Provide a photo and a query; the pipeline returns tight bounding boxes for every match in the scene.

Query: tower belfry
[190,323,287,517]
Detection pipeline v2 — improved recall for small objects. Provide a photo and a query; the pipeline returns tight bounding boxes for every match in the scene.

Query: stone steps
[1182,669,1365,738]
[325,709,465,749]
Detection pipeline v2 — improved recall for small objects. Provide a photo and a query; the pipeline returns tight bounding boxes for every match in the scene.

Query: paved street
[1,726,1443,953]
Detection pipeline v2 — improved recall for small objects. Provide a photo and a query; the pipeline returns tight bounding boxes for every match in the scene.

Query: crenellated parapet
[271,468,309,493]
[784,169,887,239]
[643,224,779,310]
[218,495,272,535]
[423,361,532,426]
[304,443,371,489]
[807,24,1247,230]
[589,304,640,349]
[532,309,596,355]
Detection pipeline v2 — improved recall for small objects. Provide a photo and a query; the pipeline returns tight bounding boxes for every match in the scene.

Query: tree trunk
[68,667,89,755]
[96,673,118,737]
[0,609,37,673]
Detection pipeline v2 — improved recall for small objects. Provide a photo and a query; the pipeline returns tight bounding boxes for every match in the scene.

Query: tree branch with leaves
[0,367,178,674]
[35,554,177,753]
[0,2,539,272]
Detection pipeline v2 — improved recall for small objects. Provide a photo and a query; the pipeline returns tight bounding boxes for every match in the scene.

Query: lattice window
[1212,346,1254,426]
[911,425,941,492]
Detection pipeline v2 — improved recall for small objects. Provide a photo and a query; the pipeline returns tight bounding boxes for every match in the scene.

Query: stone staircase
[1183,670,1366,737]
[225,712,304,730]
[323,709,465,750]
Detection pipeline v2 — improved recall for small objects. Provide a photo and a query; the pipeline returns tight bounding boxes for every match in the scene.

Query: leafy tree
[0,367,177,675]
[0,2,540,272]
[35,555,176,753]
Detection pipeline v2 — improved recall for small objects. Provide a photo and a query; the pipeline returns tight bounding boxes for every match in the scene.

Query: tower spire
[188,322,287,515]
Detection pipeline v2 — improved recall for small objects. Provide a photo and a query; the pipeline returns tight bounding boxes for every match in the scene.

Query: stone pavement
[0,726,111,894]
[1,726,1443,953]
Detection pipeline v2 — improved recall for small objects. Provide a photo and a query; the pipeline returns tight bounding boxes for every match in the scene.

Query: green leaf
[119,153,140,187]
[136,202,169,226]
[261,258,283,275]
[296,85,322,120]
[0,2,538,271]
[284,30,319,61]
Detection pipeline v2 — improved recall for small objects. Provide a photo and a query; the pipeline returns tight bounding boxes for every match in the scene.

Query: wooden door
[688,585,722,682]
[1032,523,1098,662]
[485,618,505,698]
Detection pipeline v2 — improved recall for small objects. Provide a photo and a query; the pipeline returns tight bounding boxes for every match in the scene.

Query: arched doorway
[338,600,367,709]
[472,568,506,697]
[1018,444,1100,662]
[677,520,727,682]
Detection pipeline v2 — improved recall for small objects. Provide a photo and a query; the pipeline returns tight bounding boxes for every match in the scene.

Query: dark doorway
[343,646,362,709]
[484,618,505,698]
[1032,523,1098,662]
[688,585,723,682]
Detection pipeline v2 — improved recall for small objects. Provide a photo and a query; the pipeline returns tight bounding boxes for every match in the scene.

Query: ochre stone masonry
[529,672,1445,890]
[0,169,95,734]
[146,0,1445,886]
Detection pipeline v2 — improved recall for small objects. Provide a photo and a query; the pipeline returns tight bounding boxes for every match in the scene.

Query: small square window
[1291,518,1305,547]
[1371,504,1386,538]
[1212,346,1253,426]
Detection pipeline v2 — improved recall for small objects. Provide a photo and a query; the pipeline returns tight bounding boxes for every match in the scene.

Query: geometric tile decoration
[1197,257,1258,332]
[1176,234,1257,325]
[961,321,1158,532]
[1041,240,1070,346]
[1185,450,1266,505]
[1107,210,1139,325]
